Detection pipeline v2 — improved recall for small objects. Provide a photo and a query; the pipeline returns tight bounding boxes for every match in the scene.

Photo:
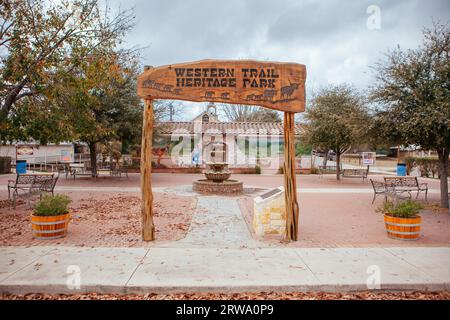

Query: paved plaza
[0,173,449,294]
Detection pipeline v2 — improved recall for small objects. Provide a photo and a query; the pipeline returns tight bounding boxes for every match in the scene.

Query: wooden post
[141,99,155,241]
[283,112,300,241]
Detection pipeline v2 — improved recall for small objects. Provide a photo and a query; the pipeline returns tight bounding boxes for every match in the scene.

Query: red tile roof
[157,121,304,135]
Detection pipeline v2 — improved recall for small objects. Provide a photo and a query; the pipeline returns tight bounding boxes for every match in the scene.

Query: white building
[0,142,76,165]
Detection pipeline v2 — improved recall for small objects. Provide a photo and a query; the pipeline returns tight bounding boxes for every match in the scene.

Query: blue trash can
[16,160,26,174]
[397,163,406,176]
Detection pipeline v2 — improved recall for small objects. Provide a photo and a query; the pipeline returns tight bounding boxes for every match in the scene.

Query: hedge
[0,157,12,174]
[405,156,446,178]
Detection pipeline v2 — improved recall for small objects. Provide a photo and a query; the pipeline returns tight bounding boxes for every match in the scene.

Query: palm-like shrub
[378,200,424,218]
[33,195,71,216]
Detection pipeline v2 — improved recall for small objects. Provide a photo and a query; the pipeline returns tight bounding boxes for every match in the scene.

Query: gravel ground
[1,291,449,300]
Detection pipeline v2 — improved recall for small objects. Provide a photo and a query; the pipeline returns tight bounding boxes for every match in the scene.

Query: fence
[11,153,91,172]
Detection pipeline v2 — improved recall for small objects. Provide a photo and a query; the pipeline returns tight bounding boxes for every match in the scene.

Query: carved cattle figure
[281,83,300,99]
[163,85,173,92]
[263,89,277,101]
[142,80,155,88]
[205,91,215,98]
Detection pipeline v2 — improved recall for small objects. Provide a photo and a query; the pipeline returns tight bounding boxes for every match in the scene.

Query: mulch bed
[1,291,449,300]
[0,193,196,246]
[0,199,25,209]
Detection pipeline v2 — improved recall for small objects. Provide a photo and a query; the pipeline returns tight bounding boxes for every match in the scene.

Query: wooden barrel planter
[383,214,421,240]
[31,213,70,239]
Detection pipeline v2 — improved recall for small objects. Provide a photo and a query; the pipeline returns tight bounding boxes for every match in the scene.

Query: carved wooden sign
[137,59,306,113]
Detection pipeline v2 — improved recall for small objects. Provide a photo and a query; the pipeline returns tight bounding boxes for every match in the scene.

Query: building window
[202,114,209,123]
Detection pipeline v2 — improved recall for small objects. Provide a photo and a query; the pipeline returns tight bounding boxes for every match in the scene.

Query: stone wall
[253,187,286,236]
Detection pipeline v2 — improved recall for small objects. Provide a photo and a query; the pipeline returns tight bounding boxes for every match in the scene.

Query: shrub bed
[405,157,442,177]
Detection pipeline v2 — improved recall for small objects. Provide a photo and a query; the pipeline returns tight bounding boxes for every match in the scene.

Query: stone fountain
[193,162,243,194]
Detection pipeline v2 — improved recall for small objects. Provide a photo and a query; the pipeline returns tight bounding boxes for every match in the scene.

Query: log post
[283,112,299,241]
[141,99,155,241]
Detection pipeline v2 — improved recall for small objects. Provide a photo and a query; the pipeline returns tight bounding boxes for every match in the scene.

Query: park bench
[318,165,339,176]
[67,162,129,179]
[370,179,393,204]
[341,168,369,183]
[67,163,97,179]
[8,173,59,209]
[110,164,129,178]
[384,176,428,201]
[95,163,129,178]
[57,163,70,176]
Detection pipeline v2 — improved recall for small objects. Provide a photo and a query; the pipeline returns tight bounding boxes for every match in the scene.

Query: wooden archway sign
[137,59,306,241]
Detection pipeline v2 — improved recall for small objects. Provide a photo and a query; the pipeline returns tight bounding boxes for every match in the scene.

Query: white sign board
[299,155,312,169]
[362,152,376,165]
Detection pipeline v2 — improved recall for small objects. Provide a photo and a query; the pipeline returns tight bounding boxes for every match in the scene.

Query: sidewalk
[0,246,449,294]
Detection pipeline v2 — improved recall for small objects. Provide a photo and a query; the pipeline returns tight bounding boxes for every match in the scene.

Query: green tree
[295,141,312,156]
[303,85,369,180]
[0,0,134,131]
[51,49,142,176]
[2,97,72,144]
[371,23,450,210]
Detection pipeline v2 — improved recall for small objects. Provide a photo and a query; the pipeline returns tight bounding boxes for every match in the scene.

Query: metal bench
[318,165,340,176]
[110,165,129,178]
[341,168,369,183]
[67,163,97,179]
[370,179,392,204]
[8,174,58,209]
[384,176,428,201]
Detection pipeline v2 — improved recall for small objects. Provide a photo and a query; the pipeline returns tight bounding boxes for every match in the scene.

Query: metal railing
[13,153,91,172]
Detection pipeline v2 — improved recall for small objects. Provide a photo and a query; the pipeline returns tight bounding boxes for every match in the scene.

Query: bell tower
[206,102,217,116]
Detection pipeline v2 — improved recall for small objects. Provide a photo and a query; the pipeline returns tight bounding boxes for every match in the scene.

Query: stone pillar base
[253,187,286,236]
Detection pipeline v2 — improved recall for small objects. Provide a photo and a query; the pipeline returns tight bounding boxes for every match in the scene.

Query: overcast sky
[109,0,449,120]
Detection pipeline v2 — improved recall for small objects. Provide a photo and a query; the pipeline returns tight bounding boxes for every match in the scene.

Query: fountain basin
[206,162,228,171]
[193,179,243,194]
[204,172,231,183]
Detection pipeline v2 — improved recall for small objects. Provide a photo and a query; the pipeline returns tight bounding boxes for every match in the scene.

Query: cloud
[109,0,450,119]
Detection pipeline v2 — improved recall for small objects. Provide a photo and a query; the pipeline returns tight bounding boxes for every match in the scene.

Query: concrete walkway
[174,196,259,248]
[0,246,449,294]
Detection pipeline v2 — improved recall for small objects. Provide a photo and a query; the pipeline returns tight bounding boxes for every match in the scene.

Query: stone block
[253,187,286,236]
